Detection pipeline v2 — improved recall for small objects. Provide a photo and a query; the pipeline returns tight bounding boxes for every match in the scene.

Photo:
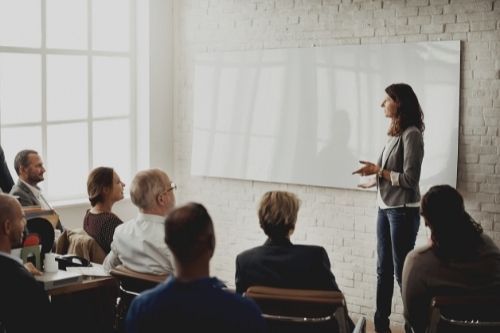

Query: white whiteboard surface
[191,41,460,191]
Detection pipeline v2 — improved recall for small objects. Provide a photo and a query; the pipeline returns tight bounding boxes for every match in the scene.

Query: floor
[358,317,405,333]
[366,322,405,333]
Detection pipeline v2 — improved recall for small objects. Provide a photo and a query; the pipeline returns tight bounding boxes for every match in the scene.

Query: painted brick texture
[173,0,500,323]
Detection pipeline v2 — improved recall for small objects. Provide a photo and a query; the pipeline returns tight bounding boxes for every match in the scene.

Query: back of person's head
[164,202,215,264]
[258,191,300,239]
[0,194,18,229]
[130,168,173,211]
[14,149,38,175]
[421,185,483,260]
[87,166,114,206]
[385,83,425,135]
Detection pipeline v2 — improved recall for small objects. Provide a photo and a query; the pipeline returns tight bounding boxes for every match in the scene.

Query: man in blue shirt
[125,202,266,333]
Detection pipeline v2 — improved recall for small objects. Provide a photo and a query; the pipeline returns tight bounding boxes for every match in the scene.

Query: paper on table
[66,264,109,277]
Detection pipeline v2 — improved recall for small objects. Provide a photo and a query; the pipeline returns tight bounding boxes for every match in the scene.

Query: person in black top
[0,145,14,193]
[0,193,54,333]
[236,191,341,294]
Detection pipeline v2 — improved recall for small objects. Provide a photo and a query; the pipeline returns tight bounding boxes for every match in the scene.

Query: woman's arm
[396,128,424,189]
[402,249,430,333]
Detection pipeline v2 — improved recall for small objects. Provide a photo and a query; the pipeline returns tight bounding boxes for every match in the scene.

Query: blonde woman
[235,191,340,294]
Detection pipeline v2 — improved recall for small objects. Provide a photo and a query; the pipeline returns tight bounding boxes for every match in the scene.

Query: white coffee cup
[44,252,59,273]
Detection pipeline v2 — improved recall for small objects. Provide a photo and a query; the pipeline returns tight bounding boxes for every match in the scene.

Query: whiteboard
[191,41,460,191]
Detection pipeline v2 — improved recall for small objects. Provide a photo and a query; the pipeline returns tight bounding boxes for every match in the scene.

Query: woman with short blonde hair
[236,190,353,329]
[258,191,300,239]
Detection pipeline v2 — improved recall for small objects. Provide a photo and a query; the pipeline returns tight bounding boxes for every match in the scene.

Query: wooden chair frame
[427,295,500,333]
[110,265,167,332]
[245,286,366,333]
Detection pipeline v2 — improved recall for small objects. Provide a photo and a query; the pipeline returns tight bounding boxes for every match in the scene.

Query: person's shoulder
[109,212,124,225]
[129,280,170,310]
[9,181,24,194]
[217,287,263,314]
[402,126,423,137]
[292,243,328,256]
[406,243,434,264]
[0,254,23,272]
[479,234,500,254]
[115,217,136,231]
[237,245,265,260]
[1,257,41,287]
[293,243,325,250]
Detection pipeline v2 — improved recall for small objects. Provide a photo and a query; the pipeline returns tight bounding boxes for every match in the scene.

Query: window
[0,0,138,202]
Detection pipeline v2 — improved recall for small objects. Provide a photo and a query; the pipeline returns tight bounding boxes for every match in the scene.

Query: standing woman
[84,167,125,254]
[353,83,424,333]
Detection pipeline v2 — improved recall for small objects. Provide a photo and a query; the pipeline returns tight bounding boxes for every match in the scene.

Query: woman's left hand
[352,160,380,176]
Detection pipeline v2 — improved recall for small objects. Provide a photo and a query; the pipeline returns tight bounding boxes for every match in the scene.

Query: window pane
[0,0,41,47]
[46,0,87,50]
[92,57,129,117]
[0,126,43,182]
[92,0,129,52]
[93,119,130,185]
[47,55,87,121]
[47,123,88,200]
[0,53,41,124]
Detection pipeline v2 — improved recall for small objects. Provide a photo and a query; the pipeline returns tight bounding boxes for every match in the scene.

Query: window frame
[0,0,138,202]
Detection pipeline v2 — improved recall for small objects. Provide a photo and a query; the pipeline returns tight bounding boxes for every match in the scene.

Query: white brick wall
[173,0,500,323]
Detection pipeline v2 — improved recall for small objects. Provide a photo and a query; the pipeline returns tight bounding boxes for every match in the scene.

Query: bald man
[0,193,54,333]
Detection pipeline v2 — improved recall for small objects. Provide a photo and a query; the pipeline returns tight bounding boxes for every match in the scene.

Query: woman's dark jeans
[374,207,420,332]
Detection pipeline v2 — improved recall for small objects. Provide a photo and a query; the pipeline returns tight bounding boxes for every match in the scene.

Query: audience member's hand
[24,262,43,276]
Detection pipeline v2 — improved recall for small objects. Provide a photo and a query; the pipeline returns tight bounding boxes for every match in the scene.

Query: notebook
[35,270,83,290]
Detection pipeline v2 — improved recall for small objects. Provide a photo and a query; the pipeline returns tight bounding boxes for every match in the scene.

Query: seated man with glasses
[103,169,176,275]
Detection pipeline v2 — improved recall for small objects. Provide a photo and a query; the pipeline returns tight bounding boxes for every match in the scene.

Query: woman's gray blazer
[377,126,424,207]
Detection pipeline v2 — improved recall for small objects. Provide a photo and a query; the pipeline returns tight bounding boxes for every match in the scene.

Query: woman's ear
[102,186,110,196]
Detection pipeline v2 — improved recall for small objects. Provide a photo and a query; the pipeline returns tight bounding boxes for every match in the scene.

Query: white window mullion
[129,0,137,174]
[0,0,139,202]
[41,0,49,193]
[87,0,93,175]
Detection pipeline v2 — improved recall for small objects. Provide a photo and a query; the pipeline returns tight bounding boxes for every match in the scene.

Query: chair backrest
[110,265,167,333]
[110,265,167,295]
[244,286,360,333]
[26,217,55,254]
[55,228,106,264]
[427,295,500,333]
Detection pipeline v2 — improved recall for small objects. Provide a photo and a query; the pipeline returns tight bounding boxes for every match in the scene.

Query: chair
[244,286,366,333]
[426,295,500,333]
[110,265,167,332]
[26,217,55,254]
[55,228,106,264]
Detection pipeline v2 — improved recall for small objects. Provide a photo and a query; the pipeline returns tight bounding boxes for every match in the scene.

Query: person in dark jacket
[0,193,54,333]
[0,145,14,193]
[235,191,340,294]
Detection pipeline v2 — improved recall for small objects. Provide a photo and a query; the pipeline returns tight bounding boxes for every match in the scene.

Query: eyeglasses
[166,182,177,192]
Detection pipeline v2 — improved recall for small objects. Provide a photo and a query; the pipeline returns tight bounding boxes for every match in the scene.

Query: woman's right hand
[352,160,380,176]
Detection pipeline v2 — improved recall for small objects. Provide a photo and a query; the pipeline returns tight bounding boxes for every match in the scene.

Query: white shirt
[103,212,174,275]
